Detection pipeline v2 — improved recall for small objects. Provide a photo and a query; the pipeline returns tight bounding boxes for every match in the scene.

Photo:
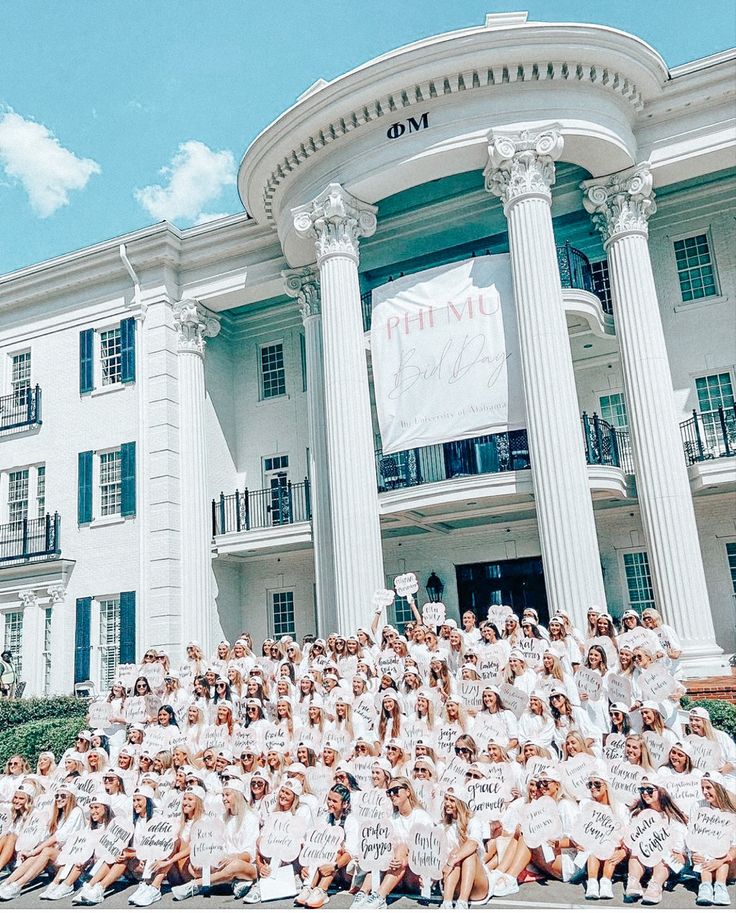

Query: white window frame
[599,391,629,431]
[2,464,45,526]
[96,448,122,520]
[259,340,287,401]
[92,321,125,395]
[2,610,23,680]
[96,595,121,691]
[670,228,722,309]
[620,549,656,613]
[269,589,295,639]
[693,370,736,456]
[43,606,52,696]
[8,350,32,402]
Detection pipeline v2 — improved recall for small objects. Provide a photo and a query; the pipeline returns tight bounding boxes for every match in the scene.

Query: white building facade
[0,13,734,695]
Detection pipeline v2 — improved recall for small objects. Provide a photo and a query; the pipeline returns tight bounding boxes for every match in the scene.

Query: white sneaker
[56,884,75,900]
[456,902,469,910]
[586,878,600,900]
[128,884,147,905]
[232,880,253,900]
[440,903,454,910]
[295,883,313,906]
[599,877,614,900]
[74,883,104,905]
[350,891,368,908]
[172,882,200,901]
[137,885,161,907]
[493,874,519,897]
[363,894,383,909]
[0,882,21,901]
[714,883,731,907]
[243,884,261,904]
[40,883,60,900]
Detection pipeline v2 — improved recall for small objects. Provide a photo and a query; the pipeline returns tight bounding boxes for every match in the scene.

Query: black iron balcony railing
[0,512,60,564]
[376,414,632,492]
[681,406,735,464]
[212,479,311,537]
[361,243,604,331]
[0,385,42,432]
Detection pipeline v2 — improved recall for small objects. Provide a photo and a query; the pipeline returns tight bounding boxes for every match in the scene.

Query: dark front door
[455,558,549,625]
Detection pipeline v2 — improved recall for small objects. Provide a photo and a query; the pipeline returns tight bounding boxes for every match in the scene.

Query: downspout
[120,244,148,655]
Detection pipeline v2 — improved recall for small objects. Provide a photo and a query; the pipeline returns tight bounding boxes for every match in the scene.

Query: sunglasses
[355,745,369,753]
[639,786,657,796]
[587,780,604,790]
[633,654,644,660]
[386,787,404,797]
[537,780,553,788]
[413,767,429,773]
[465,772,483,780]
[455,747,471,756]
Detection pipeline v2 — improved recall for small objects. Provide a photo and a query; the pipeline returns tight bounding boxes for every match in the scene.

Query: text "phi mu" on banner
[370,255,526,454]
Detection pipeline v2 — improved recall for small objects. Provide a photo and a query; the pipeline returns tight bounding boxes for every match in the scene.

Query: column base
[678,641,729,679]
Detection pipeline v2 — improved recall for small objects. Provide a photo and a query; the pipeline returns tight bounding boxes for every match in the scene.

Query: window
[271,591,295,638]
[674,234,718,301]
[599,392,629,431]
[727,543,736,596]
[11,352,31,405]
[590,260,613,314]
[98,597,121,690]
[7,469,29,525]
[99,450,122,516]
[695,372,736,453]
[623,551,656,612]
[100,327,122,386]
[43,607,52,696]
[36,466,45,518]
[299,334,307,392]
[392,595,414,629]
[3,612,22,679]
[260,343,286,399]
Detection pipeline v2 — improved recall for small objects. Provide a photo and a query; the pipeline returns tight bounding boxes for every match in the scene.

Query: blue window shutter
[119,591,136,663]
[74,597,92,682]
[120,318,136,384]
[78,451,93,524]
[120,441,136,517]
[79,329,94,394]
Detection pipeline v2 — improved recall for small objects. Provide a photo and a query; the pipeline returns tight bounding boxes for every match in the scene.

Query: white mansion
[0,12,734,695]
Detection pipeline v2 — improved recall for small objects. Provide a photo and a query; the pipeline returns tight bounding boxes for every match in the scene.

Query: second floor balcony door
[264,455,289,526]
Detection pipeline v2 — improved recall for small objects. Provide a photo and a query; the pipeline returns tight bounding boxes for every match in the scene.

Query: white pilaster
[583,165,724,674]
[46,585,66,696]
[283,268,337,634]
[173,299,220,659]
[292,184,385,634]
[18,589,42,696]
[485,128,607,627]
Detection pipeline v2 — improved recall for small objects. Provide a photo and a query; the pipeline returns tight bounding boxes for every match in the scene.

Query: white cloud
[193,211,230,226]
[0,110,101,217]
[134,140,235,224]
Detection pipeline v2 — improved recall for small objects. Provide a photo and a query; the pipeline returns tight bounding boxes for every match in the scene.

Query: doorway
[455,557,548,624]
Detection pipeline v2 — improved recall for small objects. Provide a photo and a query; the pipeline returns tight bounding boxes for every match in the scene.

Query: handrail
[680,406,735,464]
[0,512,60,563]
[212,479,311,537]
[0,385,42,431]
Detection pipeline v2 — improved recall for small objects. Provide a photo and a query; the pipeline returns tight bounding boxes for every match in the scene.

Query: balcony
[361,243,609,331]
[681,407,736,495]
[0,513,60,565]
[0,386,42,433]
[212,480,313,557]
[376,414,631,493]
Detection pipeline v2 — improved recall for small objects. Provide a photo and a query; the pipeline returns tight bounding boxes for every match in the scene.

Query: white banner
[371,255,525,453]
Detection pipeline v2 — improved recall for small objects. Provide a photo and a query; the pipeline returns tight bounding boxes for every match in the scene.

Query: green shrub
[0,715,87,768]
[0,697,89,730]
[681,697,736,739]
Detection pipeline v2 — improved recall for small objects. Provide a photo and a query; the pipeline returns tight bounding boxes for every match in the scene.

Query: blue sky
[0,1,733,274]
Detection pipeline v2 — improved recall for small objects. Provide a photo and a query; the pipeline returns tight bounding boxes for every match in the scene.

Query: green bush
[0,697,89,730]
[0,715,87,768]
[681,697,736,739]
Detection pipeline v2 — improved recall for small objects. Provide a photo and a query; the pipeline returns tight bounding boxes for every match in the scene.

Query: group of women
[0,600,733,908]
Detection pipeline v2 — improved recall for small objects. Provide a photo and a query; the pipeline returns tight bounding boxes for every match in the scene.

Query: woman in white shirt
[517,693,555,749]
[440,784,491,908]
[0,784,84,900]
[0,784,34,875]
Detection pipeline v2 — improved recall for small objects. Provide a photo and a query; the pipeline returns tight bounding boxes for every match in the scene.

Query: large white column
[46,585,67,696]
[283,268,337,634]
[292,184,385,634]
[173,300,220,659]
[18,589,43,696]
[484,128,607,626]
[583,165,723,673]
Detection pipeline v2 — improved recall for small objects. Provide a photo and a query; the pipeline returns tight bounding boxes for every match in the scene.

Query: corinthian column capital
[484,126,563,209]
[173,299,221,355]
[18,589,39,608]
[292,183,377,265]
[282,267,321,321]
[582,163,656,246]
